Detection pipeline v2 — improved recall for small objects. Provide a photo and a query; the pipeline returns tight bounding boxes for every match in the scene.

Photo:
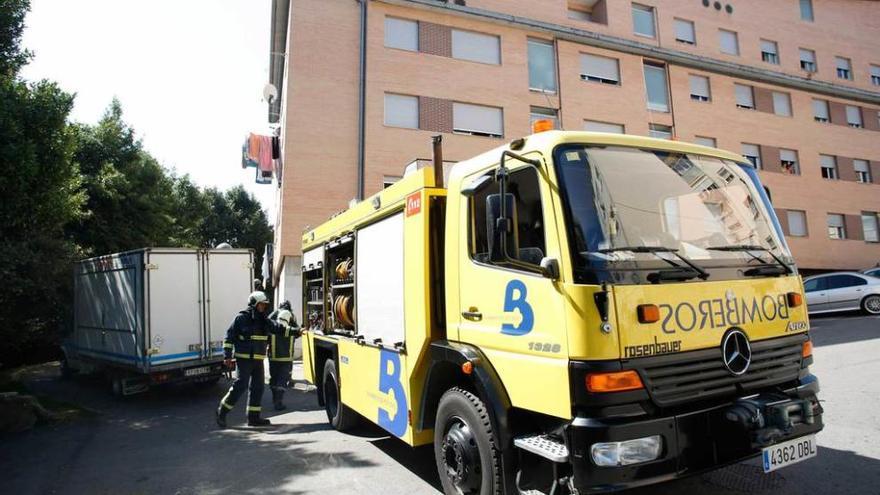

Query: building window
[735,83,754,109]
[643,62,669,112]
[820,154,838,180]
[799,0,814,21]
[648,123,672,140]
[451,29,501,65]
[812,99,830,122]
[580,53,620,85]
[854,159,872,183]
[689,75,711,102]
[760,39,779,65]
[530,106,558,129]
[384,94,419,129]
[567,0,608,24]
[863,213,880,242]
[584,120,625,133]
[694,136,716,147]
[674,18,696,45]
[780,148,800,175]
[788,210,808,237]
[772,92,792,117]
[453,102,503,138]
[632,3,656,38]
[384,17,418,52]
[836,56,852,80]
[383,175,402,188]
[846,105,863,128]
[871,65,880,86]
[799,48,816,72]
[742,143,761,169]
[528,39,557,93]
[827,214,846,239]
[719,29,739,55]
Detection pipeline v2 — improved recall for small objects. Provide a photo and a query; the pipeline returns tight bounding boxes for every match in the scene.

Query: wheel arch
[313,339,338,406]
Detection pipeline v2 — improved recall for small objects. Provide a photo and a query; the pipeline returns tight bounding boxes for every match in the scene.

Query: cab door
[456,159,571,420]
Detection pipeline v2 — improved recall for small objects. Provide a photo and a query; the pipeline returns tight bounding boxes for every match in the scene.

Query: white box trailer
[63,248,255,395]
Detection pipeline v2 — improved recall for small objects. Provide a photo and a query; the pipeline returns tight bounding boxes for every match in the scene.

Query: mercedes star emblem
[721,330,752,376]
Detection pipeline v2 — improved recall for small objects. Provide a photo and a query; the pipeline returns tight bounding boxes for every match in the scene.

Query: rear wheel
[322,359,358,431]
[862,294,880,315]
[434,387,502,495]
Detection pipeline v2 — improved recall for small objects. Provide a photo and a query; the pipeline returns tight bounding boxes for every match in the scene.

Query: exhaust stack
[432,135,444,189]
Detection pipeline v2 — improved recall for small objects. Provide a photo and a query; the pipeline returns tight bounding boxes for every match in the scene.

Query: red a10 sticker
[406,192,421,217]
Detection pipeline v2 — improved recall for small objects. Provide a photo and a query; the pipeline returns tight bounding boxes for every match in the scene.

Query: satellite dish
[216,242,233,249]
[263,83,278,104]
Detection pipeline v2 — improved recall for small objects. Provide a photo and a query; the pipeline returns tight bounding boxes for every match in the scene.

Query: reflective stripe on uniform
[234,353,266,360]
[221,401,234,410]
[237,335,269,341]
[246,406,261,412]
[268,356,294,362]
[223,342,233,349]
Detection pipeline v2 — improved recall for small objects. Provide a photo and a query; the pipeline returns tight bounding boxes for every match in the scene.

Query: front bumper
[565,377,823,493]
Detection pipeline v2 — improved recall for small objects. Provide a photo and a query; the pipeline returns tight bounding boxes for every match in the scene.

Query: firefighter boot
[272,388,286,411]
[215,405,228,428]
[248,412,271,427]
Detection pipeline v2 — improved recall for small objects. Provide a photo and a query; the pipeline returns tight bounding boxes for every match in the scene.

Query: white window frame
[827,214,845,240]
[836,56,852,80]
[689,74,711,102]
[383,93,419,129]
[694,136,717,148]
[819,155,838,180]
[846,105,863,128]
[632,3,656,38]
[799,48,816,72]
[788,210,808,237]
[452,102,504,138]
[772,92,792,117]
[384,17,419,52]
[871,65,880,86]
[643,62,670,112]
[735,83,754,109]
[719,29,739,56]
[451,29,501,65]
[800,0,814,22]
[862,213,880,242]
[812,99,830,123]
[741,143,761,169]
[674,18,696,45]
[527,38,557,93]
[529,106,559,129]
[648,123,672,140]
[780,148,800,175]
[854,159,871,183]
[761,39,779,65]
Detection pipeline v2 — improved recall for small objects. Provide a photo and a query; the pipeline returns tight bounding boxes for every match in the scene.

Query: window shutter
[384,94,419,129]
[384,17,419,51]
[779,149,797,163]
[787,211,808,237]
[772,92,791,116]
[799,49,815,64]
[845,105,862,126]
[835,57,850,71]
[689,75,710,98]
[584,120,625,133]
[761,40,777,55]
[581,53,620,82]
[719,30,738,54]
[812,99,829,120]
[735,84,754,107]
[451,30,500,64]
[452,102,503,136]
[675,19,695,43]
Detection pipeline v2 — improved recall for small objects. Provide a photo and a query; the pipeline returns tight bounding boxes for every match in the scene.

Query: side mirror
[486,193,518,261]
[539,257,560,280]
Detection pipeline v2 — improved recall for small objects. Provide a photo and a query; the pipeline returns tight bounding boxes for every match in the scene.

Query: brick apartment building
[266,0,880,312]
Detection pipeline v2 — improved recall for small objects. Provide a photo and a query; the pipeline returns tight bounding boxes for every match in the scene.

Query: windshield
[553,144,791,284]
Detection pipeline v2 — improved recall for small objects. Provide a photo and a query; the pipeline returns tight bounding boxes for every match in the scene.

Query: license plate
[185,366,211,377]
[762,435,817,473]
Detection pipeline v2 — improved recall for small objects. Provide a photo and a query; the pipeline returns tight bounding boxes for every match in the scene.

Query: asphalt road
[2,314,878,495]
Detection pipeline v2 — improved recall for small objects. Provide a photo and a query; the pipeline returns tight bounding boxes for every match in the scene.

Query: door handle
[462,307,483,321]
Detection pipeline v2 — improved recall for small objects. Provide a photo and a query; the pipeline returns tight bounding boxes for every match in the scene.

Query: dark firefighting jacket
[224,307,275,360]
[268,310,300,362]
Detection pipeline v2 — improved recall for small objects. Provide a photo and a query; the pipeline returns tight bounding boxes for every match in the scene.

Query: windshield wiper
[597,246,710,282]
[706,244,793,276]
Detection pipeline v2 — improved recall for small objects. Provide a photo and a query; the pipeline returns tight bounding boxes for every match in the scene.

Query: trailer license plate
[185,366,210,377]
[762,435,817,473]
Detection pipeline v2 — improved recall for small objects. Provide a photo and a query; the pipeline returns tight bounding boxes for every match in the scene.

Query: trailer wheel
[434,387,502,495]
[322,359,358,431]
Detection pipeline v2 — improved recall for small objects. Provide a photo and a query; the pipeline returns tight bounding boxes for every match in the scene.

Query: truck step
[514,434,569,463]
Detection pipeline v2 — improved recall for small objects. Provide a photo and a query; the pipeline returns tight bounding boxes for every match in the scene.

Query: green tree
[0,0,84,366]
[200,186,274,278]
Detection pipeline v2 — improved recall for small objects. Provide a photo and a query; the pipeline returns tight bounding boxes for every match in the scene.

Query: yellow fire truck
[299,130,822,494]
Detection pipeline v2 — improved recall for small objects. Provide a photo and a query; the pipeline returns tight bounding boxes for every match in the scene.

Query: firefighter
[268,301,300,410]
[216,291,274,428]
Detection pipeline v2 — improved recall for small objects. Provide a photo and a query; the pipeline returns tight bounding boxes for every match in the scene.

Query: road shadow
[369,436,442,493]
[809,315,880,348]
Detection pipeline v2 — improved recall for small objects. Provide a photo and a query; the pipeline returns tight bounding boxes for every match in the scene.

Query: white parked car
[863,267,880,278]
[803,272,880,315]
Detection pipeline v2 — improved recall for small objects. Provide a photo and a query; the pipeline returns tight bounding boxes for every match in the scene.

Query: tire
[434,387,503,495]
[862,294,880,315]
[322,359,358,431]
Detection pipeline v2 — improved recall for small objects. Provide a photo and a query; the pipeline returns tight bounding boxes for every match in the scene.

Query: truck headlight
[590,435,662,467]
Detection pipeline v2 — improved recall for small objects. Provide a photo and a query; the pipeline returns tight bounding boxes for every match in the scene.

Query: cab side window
[470,166,546,268]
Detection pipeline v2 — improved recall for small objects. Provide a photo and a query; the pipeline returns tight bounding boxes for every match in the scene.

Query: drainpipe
[356,0,368,200]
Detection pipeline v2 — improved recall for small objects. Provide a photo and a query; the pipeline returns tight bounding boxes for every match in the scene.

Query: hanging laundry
[271,135,280,160]
[258,135,273,178]
[255,163,272,184]
[242,136,258,168]
[248,133,262,162]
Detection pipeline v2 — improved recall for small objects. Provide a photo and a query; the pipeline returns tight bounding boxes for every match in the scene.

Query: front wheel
[322,359,358,431]
[862,294,880,315]
[434,387,502,495]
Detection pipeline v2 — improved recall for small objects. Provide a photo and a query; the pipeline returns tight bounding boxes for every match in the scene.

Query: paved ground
[1,314,878,495]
